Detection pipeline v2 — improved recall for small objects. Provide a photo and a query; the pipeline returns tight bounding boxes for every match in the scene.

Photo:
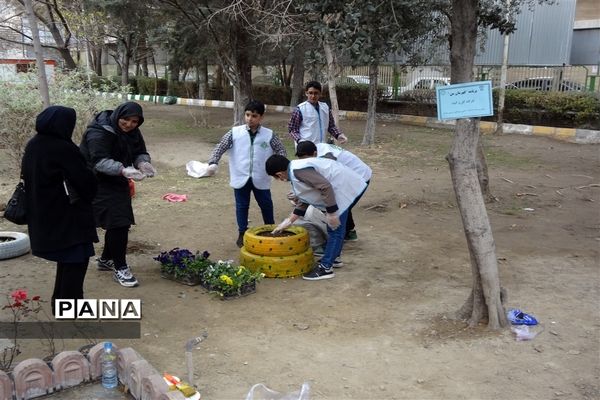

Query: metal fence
[340,65,599,96]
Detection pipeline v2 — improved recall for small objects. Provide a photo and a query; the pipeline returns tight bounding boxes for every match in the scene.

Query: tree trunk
[230,24,252,124]
[93,46,103,76]
[121,54,129,86]
[38,1,77,70]
[141,56,149,77]
[323,39,339,126]
[496,32,510,134]
[120,35,132,86]
[198,57,208,99]
[23,0,49,108]
[476,140,494,201]
[152,55,158,98]
[362,63,379,145]
[290,40,305,107]
[57,47,77,70]
[449,0,507,329]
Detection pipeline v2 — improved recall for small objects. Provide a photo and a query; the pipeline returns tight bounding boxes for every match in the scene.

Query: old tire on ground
[239,246,314,278]
[243,225,309,257]
[0,231,30,260]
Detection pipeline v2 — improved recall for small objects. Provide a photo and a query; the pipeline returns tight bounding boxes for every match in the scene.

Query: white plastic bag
[245,382,310,400]
[186,160,210,178]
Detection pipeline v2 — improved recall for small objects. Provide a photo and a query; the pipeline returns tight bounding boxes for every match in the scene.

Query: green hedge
[135,76,197,98]
[491,90,600,129]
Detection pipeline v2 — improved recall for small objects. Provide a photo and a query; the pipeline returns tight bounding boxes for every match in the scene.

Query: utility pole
[23,0,50,108]
[495,0,513,135]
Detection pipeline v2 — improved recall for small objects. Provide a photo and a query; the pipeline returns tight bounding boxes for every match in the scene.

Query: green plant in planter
[154,248,212,282]
[200,260,264,298]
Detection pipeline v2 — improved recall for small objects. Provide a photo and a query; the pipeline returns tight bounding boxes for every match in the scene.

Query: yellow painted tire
[243,225,309,257]
[239,246,314,278]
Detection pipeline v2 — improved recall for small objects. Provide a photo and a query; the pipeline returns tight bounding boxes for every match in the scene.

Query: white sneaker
[113,266,139,287]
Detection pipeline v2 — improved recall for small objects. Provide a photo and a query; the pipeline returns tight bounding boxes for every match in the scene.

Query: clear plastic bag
[245,382,310,400]
[511,325,540,341]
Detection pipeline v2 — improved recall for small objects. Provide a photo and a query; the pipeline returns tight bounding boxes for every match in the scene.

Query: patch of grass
[483,144,538,169]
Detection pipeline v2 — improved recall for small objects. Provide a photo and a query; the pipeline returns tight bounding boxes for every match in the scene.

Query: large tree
[155,0,264,124]
[1,0,78,69]
[444,0,552,329]
[299,0,435,144]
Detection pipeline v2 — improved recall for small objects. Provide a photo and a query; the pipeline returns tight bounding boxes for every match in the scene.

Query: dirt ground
[1,104,599,400]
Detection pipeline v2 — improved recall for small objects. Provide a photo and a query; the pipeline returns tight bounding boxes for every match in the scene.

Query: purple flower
[155,248,196,268]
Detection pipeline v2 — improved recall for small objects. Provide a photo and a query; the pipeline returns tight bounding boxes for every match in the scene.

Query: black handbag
[4,179,27,225]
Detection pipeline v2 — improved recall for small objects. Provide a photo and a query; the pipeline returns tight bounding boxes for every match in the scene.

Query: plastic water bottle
[101,342,118,389]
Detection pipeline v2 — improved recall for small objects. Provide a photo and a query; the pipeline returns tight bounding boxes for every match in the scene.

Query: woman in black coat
[80,102,156,288]
[21,106,98,310]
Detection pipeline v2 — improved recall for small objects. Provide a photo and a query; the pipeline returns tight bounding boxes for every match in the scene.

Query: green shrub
[253,85,291,105]
[494,89,600,129]
[0,71,126,172]
[136,76,168,96]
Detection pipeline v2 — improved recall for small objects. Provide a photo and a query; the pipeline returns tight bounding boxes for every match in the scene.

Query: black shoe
[302,264,335,281]
[96,258,115,271]
[236,232,245,248]
[344,230,358,241]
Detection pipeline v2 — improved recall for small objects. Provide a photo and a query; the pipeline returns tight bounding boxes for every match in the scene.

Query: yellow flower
[236,266,246,276]
[220,274,233,285]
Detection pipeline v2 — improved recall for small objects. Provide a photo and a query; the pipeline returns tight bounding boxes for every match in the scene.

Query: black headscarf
[35,106,77,141]
[109,102,145,133]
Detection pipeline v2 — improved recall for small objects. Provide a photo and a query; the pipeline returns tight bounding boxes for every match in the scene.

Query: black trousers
[101,226,129,269]
[51,261,89,314]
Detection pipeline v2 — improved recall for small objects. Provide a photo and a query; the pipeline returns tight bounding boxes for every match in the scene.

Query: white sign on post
[436,81,494,121]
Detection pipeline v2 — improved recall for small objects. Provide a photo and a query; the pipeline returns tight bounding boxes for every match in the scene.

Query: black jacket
[21,106,98,254]
[79,102,150,229]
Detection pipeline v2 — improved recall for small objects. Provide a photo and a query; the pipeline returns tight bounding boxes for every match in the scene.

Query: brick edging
[97,92,600,144]
[1,343,177,400]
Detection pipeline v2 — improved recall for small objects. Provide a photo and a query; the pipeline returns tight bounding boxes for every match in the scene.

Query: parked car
[504,77,584,92]
[346,75,370,85]
[398,77,451,94]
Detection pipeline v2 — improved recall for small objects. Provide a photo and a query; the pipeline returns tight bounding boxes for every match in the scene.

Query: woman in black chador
[21,106,98,310]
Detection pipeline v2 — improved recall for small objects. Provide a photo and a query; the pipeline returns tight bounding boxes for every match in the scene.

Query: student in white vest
[206,101,287,247]
[266,154,367,281]
[288,81,348,145]
[295,141,372,242]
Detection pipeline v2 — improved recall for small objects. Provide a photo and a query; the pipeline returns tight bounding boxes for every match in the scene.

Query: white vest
[315,143,373,181]
[229,125,274,190]
[289,157,367,214]
[297,101,330,144]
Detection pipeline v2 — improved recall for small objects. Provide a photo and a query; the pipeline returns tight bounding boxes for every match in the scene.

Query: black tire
[0,231,30,260]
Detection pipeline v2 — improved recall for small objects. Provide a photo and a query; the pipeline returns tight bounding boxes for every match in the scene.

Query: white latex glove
[325,212,340,230]
[336,134,348,145]
[122,166,145,181]
[206,163,218,177]
[272,217,293,234]
[138,161,157,177]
